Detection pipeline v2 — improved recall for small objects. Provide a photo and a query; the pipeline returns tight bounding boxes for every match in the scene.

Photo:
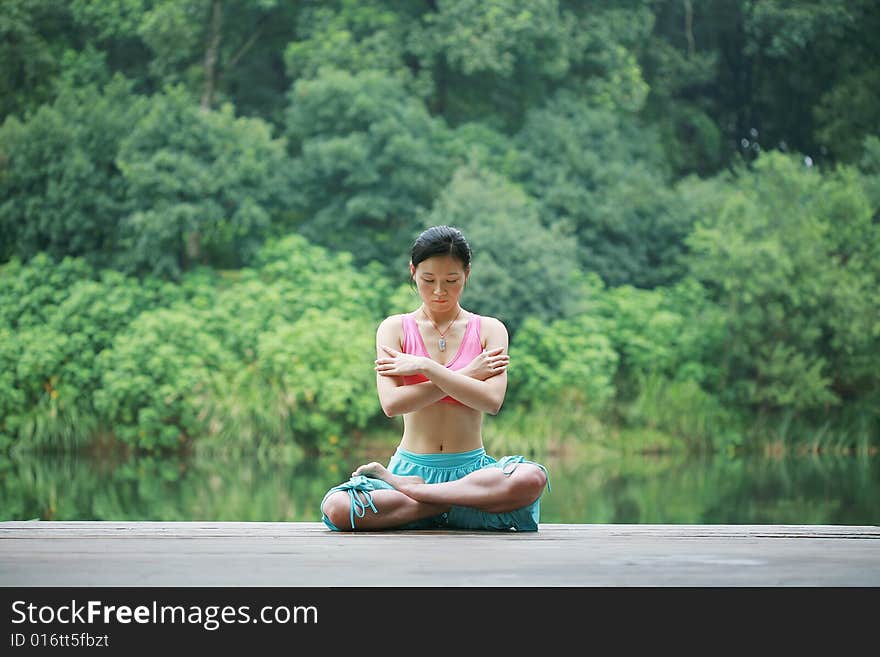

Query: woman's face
[411,255,469,311]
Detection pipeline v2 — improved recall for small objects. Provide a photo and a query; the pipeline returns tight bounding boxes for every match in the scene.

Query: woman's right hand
[460,347,509,381]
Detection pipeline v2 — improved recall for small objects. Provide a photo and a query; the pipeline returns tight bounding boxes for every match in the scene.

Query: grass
[620,373,744,453]
[8,404,98,453]
[752,406,879,457]
[4,377,876,462]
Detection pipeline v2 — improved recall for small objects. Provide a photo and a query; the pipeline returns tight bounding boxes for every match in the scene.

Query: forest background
[1,0,878,463]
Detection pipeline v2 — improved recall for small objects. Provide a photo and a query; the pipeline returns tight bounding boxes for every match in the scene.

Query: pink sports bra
[400,311,483,406]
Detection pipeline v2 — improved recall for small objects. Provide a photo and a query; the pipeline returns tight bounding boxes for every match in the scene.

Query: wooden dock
[1,521,878,586]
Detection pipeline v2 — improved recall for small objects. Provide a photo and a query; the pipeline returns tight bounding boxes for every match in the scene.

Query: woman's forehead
[414,255,467,274]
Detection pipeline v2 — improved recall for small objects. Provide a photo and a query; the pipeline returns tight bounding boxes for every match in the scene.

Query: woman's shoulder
[472,313,508,339]
[376,313,407,333]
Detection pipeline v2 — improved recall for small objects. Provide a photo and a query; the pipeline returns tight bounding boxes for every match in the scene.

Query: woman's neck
[419,304,463,325]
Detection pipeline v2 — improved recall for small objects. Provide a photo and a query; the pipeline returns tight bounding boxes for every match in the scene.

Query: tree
[285,68,453,271]
[638,0,880,174]
[514,89,689,288]
[637,0,723,177]
[284,0,423,87]
[0,76,147,266]
[134,0,295,118]
[423,162,587,335]
[685,150,880,416]
[116,85,297,278]
[0,0,76,120]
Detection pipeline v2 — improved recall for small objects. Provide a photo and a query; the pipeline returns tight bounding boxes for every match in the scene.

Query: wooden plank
[1,522,878,587]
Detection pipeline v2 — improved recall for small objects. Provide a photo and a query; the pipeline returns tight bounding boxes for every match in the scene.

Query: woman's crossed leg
[321,461,547,531]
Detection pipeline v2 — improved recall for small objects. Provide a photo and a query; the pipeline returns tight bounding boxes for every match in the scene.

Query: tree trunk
[683,0,695,58]
[201,0,223,111]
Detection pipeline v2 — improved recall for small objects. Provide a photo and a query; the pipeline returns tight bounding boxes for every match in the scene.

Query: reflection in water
[2,448,879,525]
[539,452,880,525]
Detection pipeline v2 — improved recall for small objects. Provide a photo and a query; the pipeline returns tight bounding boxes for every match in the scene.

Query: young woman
[320,225,549,531]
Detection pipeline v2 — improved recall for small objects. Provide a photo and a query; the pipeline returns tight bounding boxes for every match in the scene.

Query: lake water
[4,444,878,525]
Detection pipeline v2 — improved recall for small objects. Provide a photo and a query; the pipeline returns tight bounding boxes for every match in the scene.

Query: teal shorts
[320,447,549,532]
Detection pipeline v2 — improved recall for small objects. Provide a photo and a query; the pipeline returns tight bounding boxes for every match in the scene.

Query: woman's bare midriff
[399,401,484,454]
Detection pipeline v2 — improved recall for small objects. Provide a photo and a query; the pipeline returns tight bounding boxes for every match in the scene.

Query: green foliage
[858,135,880,211]
[623,373,742,453]
[567,4,653,114]
[93,307,232,450]
[284,0,421,84]
[0,254,176,446]
[597,285,687,381]
[633,0,880,175]
[0,326,23,448]
[506,313,618,413]
[135,0,204,84]
[249,233,391,318]
[7,0,880,174]
[250,308,376,454]
[69,0,148,42]
[0,255,94,444]
[514,89,690,288]
[199,234,391,358]
[0,254,94,329]
[116,85,296,278]
[424,162,587,334]
[0,75,147,266]
[153,1,295,115]
[136,234,392,453]
[686,151,880,417]
[285,68,454,270]
[638,19,722,177]
[183,235,392,453]
[2,1,879,457]
[89,234,394,452]
[0,0,74,120]
[814,69,880,163]
[0,234,394,454]
[422,1,652,129]
[591,279,726,394]
[4,325,100,449]
[445,121,521,180]
[426,0,576,79]
[574,277,735,448]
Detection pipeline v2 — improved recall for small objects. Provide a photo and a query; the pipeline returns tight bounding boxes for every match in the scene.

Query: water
[3,446,878,525]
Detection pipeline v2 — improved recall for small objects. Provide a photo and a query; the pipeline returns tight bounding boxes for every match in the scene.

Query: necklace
[422,306,462,352]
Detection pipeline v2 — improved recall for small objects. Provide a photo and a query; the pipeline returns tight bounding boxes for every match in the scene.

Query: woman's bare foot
[352,461,425,493]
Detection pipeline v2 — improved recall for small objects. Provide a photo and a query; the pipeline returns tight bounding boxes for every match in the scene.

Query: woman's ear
[409,261,415,279]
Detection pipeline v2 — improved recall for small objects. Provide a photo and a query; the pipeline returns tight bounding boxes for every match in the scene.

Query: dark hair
[410,225,472,274]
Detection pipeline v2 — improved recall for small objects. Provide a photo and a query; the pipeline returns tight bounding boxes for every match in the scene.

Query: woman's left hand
[375,345,430,377]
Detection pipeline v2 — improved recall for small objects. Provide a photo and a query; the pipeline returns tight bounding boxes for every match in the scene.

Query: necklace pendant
[438,337,446,352]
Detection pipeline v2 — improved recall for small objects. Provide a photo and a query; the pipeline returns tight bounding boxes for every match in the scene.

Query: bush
[93,308,232,450]
[507,313,618,413]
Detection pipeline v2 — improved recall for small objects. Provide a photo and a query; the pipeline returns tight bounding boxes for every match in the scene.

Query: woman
[320,225,549,531]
